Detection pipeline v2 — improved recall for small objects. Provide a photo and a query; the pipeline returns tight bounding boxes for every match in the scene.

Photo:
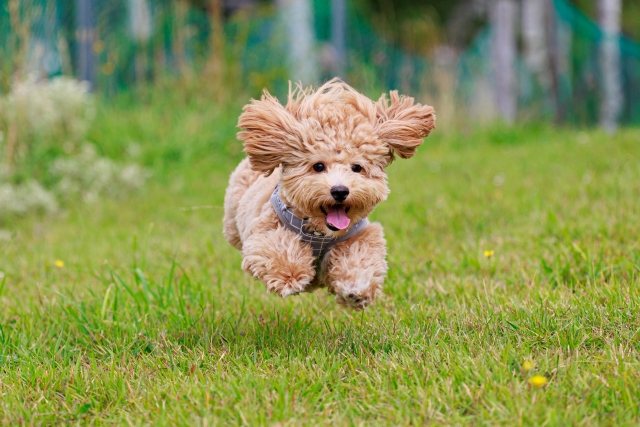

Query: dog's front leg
[322,222,388,310]
[241,210,316,297]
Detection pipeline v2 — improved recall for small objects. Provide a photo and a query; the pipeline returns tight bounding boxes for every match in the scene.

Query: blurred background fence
[1,0,640,127]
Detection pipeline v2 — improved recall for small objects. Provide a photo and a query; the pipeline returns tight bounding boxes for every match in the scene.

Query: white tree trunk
[128,0,152,82]
[599,0,622,132]
[331,0,346,78]
[276,0,319,86]
[522,0,550,90]
[128,0,152,43]
[491,0,517,123]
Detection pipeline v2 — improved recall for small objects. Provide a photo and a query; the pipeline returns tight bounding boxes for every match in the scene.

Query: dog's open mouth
[321,205,351,231]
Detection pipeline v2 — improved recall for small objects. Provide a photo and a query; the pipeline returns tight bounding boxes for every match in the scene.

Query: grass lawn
[1,102,640,425]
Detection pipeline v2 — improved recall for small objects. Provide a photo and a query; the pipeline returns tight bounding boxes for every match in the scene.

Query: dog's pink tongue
[326,206,351,230]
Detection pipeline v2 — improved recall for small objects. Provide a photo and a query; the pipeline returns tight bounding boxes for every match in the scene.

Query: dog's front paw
[242,258,315,298]
[335,291,371,310]
[241,229,316,298]
[329,280,381,310]
[264,269,313,298]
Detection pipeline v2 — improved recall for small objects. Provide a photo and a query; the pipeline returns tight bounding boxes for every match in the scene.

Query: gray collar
[269,185,368,259]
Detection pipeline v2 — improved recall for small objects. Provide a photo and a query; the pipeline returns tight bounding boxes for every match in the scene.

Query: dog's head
[237,79,435,236]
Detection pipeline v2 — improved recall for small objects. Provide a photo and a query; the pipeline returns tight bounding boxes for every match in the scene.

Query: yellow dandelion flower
[522,360,534,372]
[484,249,495,258]
[54,260,65,268]
[528,375,548,388]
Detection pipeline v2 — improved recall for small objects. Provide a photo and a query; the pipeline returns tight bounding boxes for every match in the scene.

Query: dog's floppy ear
[375,91,436,160]
[237,91,302,175]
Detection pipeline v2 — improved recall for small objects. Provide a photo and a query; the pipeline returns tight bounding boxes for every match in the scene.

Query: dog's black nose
[330,185,349,202]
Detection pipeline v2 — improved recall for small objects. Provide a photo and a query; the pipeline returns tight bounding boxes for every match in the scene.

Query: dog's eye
[351,164,362,173]
[313,163,325,172]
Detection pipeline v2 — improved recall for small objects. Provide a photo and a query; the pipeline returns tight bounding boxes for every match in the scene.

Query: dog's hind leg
[241,206,317,297]
[322,222,388,310]
[223,158,262,250]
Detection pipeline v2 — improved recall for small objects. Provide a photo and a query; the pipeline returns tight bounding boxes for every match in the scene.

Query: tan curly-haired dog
[223,79,435,309]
